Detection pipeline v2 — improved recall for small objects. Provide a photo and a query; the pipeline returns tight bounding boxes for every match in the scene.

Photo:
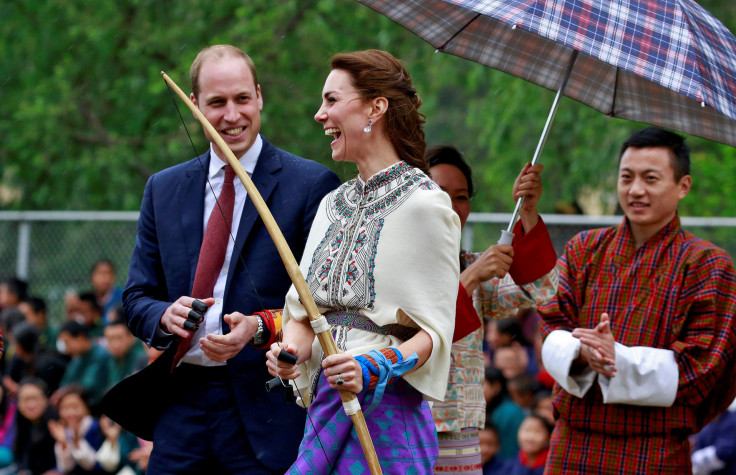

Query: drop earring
[363,119,373,133]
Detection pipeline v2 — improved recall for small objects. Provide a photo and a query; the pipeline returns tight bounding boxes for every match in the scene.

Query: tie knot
[223,165,235,183]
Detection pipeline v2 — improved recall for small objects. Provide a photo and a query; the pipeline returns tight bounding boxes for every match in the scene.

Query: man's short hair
[22,296,47,314]
[619,127,690,181]
[190,45,258,99]
[59,320,90,338]
[77,292,102,314]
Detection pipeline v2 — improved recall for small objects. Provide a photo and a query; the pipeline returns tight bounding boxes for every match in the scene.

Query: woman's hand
[323,353,363,394]
[513,163,544,233]
[266,343,303,380]
[460,244,513,294]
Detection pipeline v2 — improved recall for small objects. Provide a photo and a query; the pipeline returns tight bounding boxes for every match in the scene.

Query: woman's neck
[354,139,401,181]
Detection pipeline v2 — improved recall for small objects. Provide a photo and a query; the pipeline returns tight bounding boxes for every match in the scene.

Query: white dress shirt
[181,135,262,366]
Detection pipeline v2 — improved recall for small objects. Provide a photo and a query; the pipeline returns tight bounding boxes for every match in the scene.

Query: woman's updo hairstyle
[330,50,428,173]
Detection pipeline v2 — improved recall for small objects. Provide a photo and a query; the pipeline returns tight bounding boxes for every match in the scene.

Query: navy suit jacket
[122,136,340,470]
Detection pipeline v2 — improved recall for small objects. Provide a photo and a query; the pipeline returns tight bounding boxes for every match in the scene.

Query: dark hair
[59,320,89,338]
[53,384,90,411]
[331,49,427,173]
[495,317,530,346]
[619,127,690,181]
[90,259,115,275]
[1,307,26,335]
[485,365,507,388]
[12,322,40,354]
[481,422,500,438]
[525,411,554,437]
[191,45,258,100]
[21,296,47,314]
[0,276,28,301]
[18,376,49,397]
[105,319,130,331]
[425,145,475,198]
[77,292,102,314]
[507,373,538,394]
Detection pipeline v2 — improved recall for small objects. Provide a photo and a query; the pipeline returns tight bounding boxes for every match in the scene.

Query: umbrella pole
[501,50,579,243]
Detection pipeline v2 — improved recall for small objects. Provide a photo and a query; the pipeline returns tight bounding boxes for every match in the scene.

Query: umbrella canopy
[356,0,736,148]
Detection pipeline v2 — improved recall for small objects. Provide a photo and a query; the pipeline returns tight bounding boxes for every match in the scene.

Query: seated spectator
[508,413,552,475]
[14,378,56,475]
[18,296,59,349]
[88,260,123,326]
[0,382,16,471]
[484,366,525,461]
[102,322,146,389]
[691,397,736,475]
[480,423,512,474]
[4,323,67,398]
[507,374,538,414]
[65,293,103,342]
[57,322,110,409]
[48,385,106,474]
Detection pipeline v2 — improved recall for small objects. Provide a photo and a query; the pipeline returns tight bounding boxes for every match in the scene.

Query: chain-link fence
[0,212,139,325]
[2,211,735,327]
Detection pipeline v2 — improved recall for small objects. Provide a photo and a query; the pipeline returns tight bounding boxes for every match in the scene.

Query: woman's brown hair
[330,50,428,173]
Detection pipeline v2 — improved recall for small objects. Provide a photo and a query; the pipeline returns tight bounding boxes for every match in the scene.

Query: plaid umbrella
[356,0,736,235]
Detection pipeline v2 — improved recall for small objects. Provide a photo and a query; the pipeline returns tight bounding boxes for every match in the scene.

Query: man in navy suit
[122,44,340,474]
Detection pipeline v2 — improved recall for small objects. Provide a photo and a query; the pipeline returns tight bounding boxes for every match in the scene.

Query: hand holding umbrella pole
[160,71,383,475]
[499,50,578,245]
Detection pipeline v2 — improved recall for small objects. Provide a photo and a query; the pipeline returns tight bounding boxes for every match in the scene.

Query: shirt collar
[207,134,263,179]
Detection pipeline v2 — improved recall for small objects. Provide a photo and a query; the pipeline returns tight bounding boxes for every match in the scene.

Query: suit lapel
[224,139,282,305]
[179,152,210,287]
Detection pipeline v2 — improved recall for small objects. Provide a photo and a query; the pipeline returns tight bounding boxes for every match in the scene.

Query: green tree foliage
[1,0,735,216]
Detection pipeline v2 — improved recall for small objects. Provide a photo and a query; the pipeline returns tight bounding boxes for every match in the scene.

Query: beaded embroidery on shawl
[304,161,436,399]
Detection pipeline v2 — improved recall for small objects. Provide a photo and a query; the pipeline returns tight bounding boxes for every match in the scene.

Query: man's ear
[678,174,692,199]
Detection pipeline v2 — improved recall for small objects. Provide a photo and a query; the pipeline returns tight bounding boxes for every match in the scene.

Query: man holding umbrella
[538,127,736,473]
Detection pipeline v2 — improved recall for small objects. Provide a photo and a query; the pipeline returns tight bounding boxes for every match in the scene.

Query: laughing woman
[266,50,460,473]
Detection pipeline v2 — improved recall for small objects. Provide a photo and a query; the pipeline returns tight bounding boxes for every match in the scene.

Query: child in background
[48,385,106,474]
[484,367,525,461]
[508,413,552,475]
[480,424,512,474]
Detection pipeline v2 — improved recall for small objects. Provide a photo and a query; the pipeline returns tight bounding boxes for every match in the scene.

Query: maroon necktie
[173,164,236,367]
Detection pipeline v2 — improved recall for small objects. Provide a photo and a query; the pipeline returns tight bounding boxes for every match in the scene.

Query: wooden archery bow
[161,71,383,475]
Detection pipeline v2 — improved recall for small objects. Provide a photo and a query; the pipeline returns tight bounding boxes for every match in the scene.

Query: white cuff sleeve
[597,342,678,406]
[542,330,596,398]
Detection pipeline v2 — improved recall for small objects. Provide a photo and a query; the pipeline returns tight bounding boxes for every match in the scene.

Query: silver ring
[336,373,344,386]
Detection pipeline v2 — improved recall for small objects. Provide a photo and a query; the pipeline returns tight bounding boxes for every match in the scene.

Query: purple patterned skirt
[288,371,438,474]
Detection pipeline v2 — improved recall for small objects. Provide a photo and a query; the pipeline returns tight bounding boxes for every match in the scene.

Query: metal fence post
[17,221,31,280]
